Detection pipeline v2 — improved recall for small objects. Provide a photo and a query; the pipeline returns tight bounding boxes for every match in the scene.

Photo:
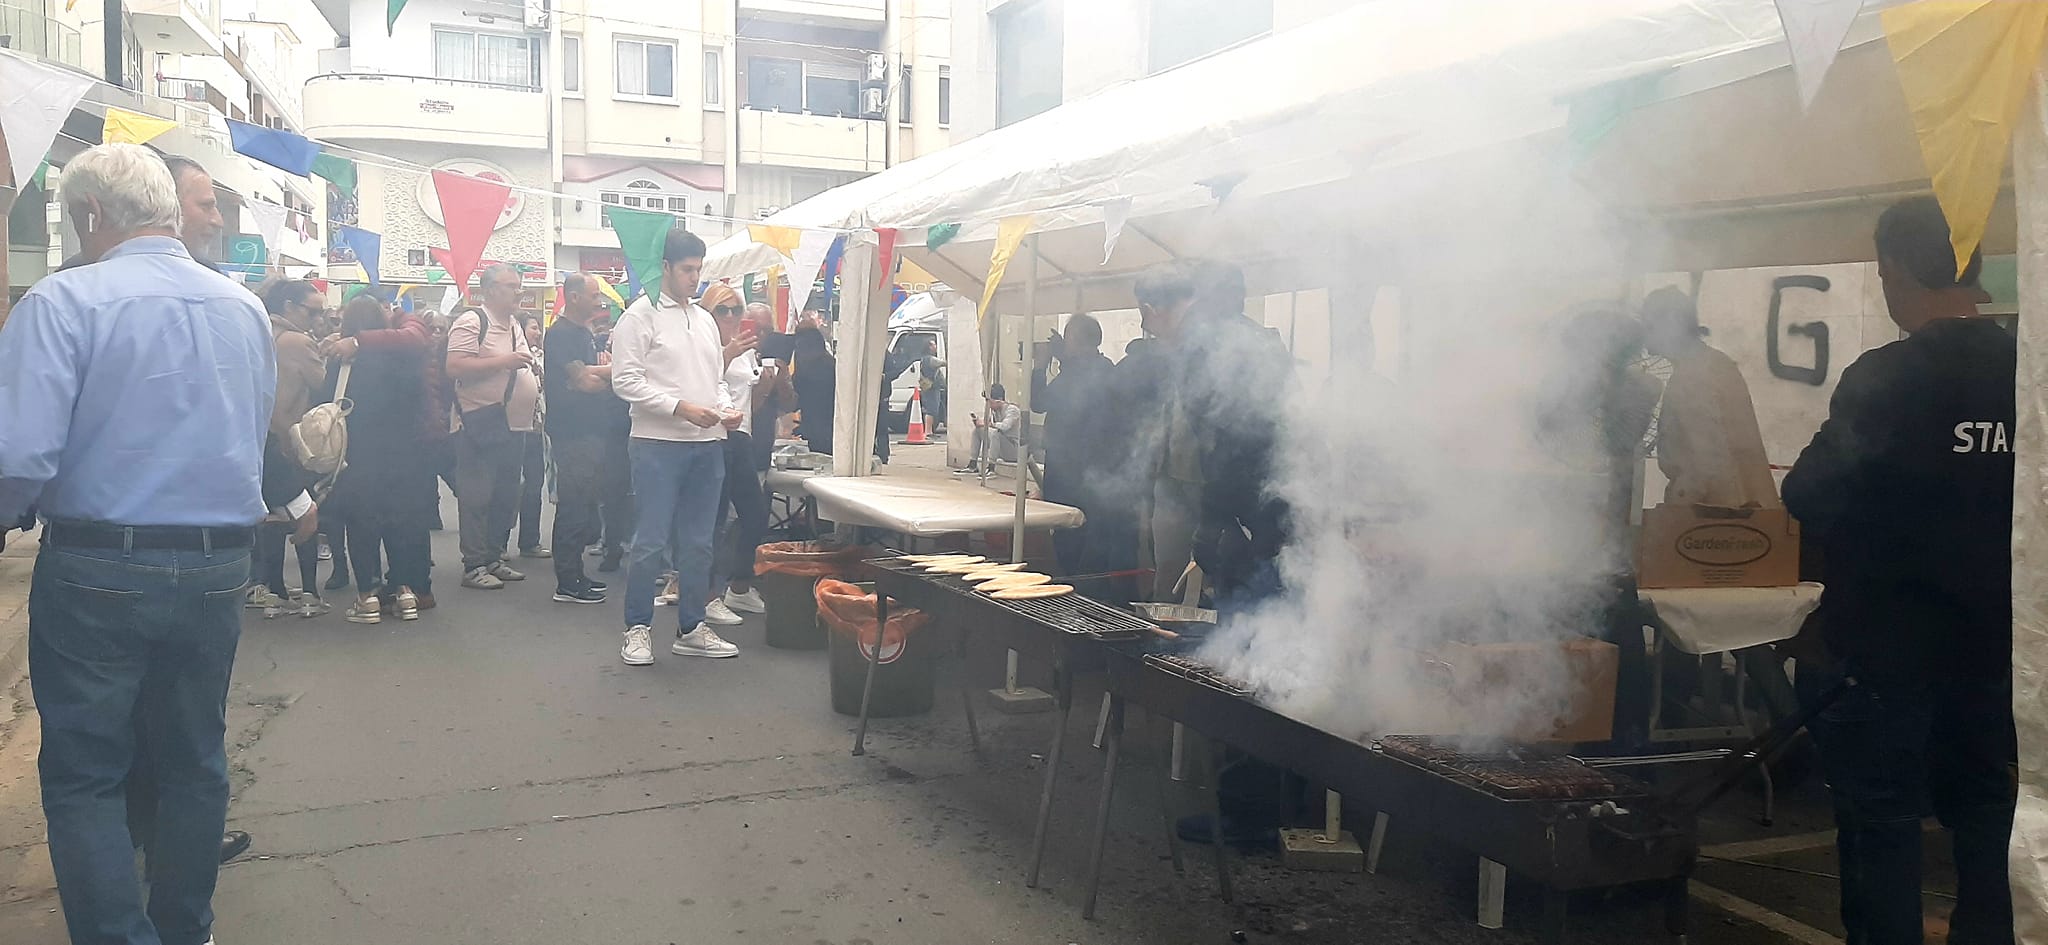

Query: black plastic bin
[825,583,936,718]
[759,571,826,649]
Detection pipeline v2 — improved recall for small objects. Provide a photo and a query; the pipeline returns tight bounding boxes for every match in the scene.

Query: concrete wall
[351,146,554,284]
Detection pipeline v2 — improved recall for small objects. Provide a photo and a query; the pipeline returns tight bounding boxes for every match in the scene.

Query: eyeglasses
[714,306,742,315]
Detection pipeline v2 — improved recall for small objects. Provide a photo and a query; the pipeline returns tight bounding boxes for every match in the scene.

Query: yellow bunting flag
[1883,0,2048,278]
[101,106,178,146]
[977,216,1034,328]
[593,273,626,309]
[748,224,803,256]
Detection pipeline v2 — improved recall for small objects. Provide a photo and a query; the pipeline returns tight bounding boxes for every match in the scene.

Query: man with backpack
[445,265,542,590]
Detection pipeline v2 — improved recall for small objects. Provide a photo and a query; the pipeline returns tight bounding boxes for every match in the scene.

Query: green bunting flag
[603,204,676,304]
[311,153,357,197]
[386,0,408,34]
[925,222,960,250]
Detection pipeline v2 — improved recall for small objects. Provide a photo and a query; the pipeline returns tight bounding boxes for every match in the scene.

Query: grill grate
[866,557,1151,640]
[1377,735,1649,801]
[1142,653,1253,697]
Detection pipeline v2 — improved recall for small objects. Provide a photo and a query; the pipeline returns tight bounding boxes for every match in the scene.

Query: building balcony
[0,2,81,69]
[157,76,237,121]
[736,107,885,174]
[128,0,223,56]
[738,0,883,25]
[303,73,547,150]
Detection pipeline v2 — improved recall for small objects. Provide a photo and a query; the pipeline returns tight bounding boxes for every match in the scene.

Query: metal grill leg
[1758,758,1775,826]
[1478,858,1507,930]
[1093,692,1112,749]
[1205,739,1234,903]
[1082,696,1124,919]
[1366,811,1390,874]
[957,638,983,755]
[1025,681,1075,888]
[1151,716,1185,875]
[851,593,889,756]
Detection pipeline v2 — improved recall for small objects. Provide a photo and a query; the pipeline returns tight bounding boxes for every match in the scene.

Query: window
[433,27,539,89]
[746,56,803,112]
[1148,0,1272,74]
[994,0,1062,126]
[702,47,722,107]
[805,73,859,118]
[598,181,688,227]
[898,64,912,123]
[937,65,950,125]
[562,35,581,94]
[667,196,690,213]
[615,37,676,98]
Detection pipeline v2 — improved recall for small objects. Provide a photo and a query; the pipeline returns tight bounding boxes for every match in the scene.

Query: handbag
[289,363,351,499]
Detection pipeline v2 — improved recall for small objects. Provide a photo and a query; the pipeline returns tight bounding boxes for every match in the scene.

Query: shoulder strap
[334,362,353,408]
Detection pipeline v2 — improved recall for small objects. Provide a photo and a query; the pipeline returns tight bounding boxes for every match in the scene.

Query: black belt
[45,521,255,551]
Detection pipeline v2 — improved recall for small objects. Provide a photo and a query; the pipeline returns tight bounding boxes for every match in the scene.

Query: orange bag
[814,578,930,650]
[756,541,882,579]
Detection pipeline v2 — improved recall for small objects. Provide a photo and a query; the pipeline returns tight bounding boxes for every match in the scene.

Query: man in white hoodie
[610,229,745,665]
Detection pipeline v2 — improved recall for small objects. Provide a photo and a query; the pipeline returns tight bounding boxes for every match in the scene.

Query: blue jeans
[1807,662,2016,945]
[31,542,249,945]
[626,438,725,633]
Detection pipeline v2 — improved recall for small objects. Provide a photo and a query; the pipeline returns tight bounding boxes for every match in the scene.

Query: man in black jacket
[1782,196,2016,945]
[1031,314,1123,573]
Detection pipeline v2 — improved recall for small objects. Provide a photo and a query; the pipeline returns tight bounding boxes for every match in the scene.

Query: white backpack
[289,363,352,487]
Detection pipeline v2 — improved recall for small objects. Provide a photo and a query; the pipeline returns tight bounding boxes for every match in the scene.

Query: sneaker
[462,566,505,590]
[293,594,330,619]
[597,551,622,573]
[414,592,437,611]
[318,541,332,561]
[584,578,609,593]
[245,585,278,610]
[489,561,526,582]
[621,625,655,665]
[655,585,679,606]
[554,585,605,604]
[394,589,421,621]
[522,546,552,559]
[704,599,745,626]
[724,587,766,614]
[673,625,739,658]
[586,543,605,557]
[345,596,382,624]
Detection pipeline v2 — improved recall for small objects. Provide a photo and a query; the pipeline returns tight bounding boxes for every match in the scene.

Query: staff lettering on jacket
[1953,421,2012,453]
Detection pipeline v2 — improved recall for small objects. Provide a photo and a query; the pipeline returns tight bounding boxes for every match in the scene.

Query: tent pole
[1012,233,1038,564]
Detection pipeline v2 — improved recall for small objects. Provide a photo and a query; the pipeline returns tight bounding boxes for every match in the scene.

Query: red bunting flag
[430,169,510,290]
[875,227,898,291]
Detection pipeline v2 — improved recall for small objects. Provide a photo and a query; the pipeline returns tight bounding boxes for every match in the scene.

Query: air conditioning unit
[865,53,887,82]
[756,206,779,219]
[861,87,885,117]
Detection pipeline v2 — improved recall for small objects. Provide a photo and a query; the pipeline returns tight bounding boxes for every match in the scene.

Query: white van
[884,293,947,431]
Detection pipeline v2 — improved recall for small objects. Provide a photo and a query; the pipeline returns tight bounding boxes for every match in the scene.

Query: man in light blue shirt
[0,143,273,945]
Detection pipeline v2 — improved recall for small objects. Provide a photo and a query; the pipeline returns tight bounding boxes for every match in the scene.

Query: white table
[1638,582,1824,743]
[802,469,1085,538]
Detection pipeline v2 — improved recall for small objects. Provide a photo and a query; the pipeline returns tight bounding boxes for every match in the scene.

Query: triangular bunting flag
[875,228,898,291]
[0,55,94,190]
[604,204,675,303]
[592,273,626,310]
[228,119,320,176]
[312,152,357,196]
[30,161,46,192]
[310,279,330,296]
[1883,0,2048,278]
[431,168,511,290]
[925,223,960,250]
[764,265,785,330]
[102,106,178,145]
[785,229,837,323]
[820,235,847,311]
[1100,197,1132,265]
[337,226,382,285]
[387,0,409,34]
[749,223,803,256]
[977,216,1033,327]
[1776,0,1865,109]
[247,201,288,250]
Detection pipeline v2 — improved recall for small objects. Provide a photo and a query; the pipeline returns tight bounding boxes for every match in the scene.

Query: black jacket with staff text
[1781,317,2015,678]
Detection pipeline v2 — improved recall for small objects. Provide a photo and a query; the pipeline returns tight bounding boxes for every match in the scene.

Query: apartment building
[2,0,332,294]
[303,0,951,288]
[948,0,1349,138]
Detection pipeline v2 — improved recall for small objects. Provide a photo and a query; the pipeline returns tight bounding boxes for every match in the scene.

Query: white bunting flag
[785,228,837,322]
[0,54,94,192]
[247,201,288,251]
[1775,0,1865,108]
[1100,197,1132,265]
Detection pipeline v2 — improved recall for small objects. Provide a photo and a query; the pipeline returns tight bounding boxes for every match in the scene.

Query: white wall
[350,145,555,283]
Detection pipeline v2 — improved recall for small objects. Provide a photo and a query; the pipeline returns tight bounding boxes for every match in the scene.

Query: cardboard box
[1636,504,1800,589]
[1380,639,1620,744]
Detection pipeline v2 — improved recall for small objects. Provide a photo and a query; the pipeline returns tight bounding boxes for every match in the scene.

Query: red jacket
[352,312,452,441]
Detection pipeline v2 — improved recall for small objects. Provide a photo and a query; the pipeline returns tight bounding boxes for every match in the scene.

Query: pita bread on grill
[922,556,990,572]
[973,572,1052,590]
[988,583,1076,600]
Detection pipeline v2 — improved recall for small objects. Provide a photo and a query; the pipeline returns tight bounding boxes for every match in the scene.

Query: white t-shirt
[725,349,762,436]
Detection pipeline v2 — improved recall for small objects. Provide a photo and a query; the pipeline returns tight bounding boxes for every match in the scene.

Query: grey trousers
[455,418,524,572]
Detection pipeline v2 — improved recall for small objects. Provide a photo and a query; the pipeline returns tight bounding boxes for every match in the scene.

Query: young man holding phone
[610,230,745,665]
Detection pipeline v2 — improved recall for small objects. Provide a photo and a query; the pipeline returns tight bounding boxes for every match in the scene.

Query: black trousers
[715,432,768,587]
[256,521,319,597]
[512,431,545,552]
[551,435,606,589]
[599,430,633,555]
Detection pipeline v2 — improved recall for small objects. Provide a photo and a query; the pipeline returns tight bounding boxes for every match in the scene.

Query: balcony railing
[0,2,82,69]
[157,77,231,118]
[308,71,542,94]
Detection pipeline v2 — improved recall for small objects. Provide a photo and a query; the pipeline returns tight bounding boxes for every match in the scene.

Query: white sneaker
[672,624,739,658]
[293,593,330,618]
[703,599,745,626]
[723,587,766,614]
[621,625,655,665]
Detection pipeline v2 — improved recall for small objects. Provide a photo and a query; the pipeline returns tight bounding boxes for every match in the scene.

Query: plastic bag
[814,579,930,650]
[756,541,882,578]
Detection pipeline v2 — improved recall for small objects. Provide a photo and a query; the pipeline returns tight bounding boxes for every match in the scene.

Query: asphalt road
[0,483,1936,945]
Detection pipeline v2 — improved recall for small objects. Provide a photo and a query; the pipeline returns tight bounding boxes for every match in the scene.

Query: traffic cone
[905,387,929,444]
